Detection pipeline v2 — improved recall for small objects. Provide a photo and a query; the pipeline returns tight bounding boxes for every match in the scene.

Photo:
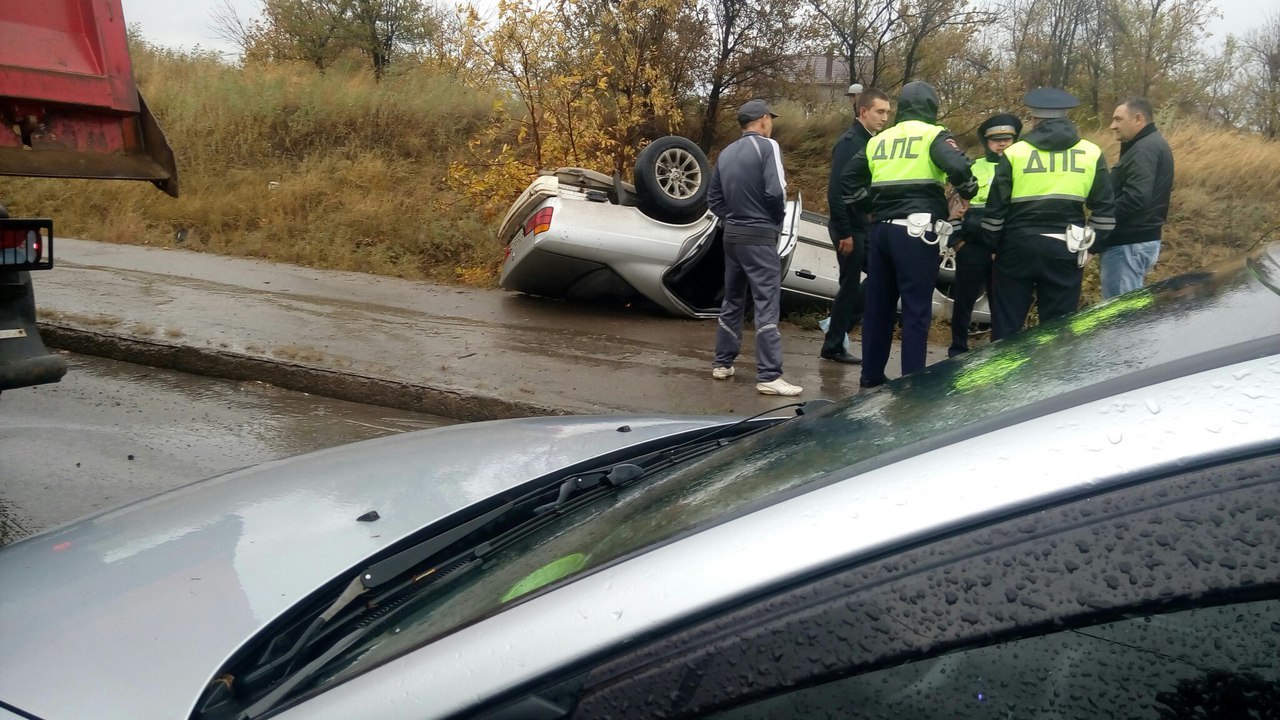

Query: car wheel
[634,136,710,224]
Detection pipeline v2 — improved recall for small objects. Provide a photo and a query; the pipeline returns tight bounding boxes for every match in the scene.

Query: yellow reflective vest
[1004,139,1102,204]
[867,120,947,189]
[969,157,998,208]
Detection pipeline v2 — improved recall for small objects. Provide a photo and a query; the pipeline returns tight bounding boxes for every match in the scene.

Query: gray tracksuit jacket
[708,131,787,244]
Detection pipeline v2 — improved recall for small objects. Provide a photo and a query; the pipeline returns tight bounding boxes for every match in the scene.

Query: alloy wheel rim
[654,148,702,199]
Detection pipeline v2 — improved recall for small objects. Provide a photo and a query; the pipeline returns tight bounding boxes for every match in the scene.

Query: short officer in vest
[982,88,1115,340]
[841,81,977,387]
[948,113,1021,357]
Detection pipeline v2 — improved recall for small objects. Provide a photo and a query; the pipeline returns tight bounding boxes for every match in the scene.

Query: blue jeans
[1100,241,1160,299]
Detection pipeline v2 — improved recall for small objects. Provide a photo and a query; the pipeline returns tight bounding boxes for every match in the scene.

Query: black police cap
[978,113,1022,141]
[1023,88,1079,118]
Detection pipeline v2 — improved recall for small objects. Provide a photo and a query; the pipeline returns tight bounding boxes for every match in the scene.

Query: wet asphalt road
[0,353,453,546]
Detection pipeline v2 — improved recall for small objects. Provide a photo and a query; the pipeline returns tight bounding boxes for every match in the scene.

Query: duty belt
[883,212,954,257]
[1041,224,1096,268]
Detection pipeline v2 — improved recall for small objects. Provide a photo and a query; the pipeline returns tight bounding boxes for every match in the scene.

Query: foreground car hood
[0,415,725,720]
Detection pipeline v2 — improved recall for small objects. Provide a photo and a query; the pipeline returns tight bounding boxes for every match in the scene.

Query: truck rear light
[0,230,39,251]
[0,218,54,270]
[523,207,553,237]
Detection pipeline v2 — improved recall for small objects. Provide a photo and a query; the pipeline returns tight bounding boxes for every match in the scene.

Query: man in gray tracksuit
[707,99,802,396]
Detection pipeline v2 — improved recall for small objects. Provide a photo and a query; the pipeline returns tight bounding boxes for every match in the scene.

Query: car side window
[706,598,1280,719]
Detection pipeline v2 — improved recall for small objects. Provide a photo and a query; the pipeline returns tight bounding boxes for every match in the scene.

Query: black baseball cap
[737,99,779,125]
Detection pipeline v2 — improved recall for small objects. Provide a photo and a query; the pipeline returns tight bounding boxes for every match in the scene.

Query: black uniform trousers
[948,241,993,357]
[860,222,940,387]
[820,236,866,355]
[991,233,1082,341]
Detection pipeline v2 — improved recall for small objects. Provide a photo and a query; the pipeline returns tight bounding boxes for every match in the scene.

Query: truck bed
[0,0,177,195]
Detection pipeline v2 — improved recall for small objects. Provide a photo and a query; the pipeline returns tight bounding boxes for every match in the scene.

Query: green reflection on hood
[1069,290,1155,335]
[953,350,1031,393]
[501,553,589,602]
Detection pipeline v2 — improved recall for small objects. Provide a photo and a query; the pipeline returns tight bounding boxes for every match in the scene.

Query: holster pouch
[906,212,933,240]
[1065,224,1095,268]
[1064,224,1095,253]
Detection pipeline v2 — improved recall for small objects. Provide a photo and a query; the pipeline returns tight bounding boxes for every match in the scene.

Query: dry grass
[273,345,329,364]
[37,309,125,328]
[0,44,503,284]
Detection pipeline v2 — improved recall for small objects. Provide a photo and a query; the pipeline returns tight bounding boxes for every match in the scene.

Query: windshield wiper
[232,449,725,718]
[211,401,830,718]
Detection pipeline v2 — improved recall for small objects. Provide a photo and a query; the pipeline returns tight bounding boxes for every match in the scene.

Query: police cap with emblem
[977,113,1022,143]
[1023,88,1079,119]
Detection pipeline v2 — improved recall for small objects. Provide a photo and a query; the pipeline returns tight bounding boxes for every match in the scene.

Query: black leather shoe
[820,350,862,364]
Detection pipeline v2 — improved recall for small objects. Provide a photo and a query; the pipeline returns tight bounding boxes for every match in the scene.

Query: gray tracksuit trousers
[713,234,783,382]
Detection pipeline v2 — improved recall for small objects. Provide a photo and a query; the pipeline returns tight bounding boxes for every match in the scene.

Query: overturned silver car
[497,135,989,324]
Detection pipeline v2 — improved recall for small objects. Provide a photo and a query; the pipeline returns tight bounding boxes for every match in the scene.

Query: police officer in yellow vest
[841,81,977,387]
[982,88,1115,340]
[949,113,1022,357]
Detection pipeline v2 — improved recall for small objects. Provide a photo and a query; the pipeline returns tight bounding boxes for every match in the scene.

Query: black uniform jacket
[982,117,1115,254]
[827,120,872,242]
[839,83,975,240]
[1109,122,1173,249]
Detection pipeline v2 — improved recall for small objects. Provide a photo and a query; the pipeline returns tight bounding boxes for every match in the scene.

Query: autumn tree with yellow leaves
[450,0,700,217]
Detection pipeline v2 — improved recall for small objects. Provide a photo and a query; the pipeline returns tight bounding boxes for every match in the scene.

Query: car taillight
[523,207,553,237]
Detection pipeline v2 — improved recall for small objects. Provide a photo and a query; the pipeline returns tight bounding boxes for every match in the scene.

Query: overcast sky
[121,0,1267,60]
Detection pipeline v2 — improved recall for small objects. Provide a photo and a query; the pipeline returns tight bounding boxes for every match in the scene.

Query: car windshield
[307,248,1280,695]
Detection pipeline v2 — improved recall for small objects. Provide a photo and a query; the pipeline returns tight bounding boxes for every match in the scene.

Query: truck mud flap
[0,270,66,391]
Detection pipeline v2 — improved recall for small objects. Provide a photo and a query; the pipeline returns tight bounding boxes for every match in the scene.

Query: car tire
[634,136,710,224]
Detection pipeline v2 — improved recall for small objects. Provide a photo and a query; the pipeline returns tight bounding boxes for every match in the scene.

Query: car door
[776,194,800,261]
[468,449,1280,719]
[780,204,841,302]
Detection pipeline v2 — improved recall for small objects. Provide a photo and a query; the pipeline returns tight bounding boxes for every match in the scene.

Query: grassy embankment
[2,48,1277,301]
[1,46,502,286]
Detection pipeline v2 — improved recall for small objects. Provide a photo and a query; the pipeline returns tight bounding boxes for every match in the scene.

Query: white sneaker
[756,377,802,396]
[711,366,735,380]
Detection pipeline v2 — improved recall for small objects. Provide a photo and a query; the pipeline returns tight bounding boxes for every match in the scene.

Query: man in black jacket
[1101,96,1174,299]
[983,88,1115,340]
[821,87,890,364]
[841,82,977,387]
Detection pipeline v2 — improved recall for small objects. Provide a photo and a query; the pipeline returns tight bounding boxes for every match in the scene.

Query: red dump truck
[0,0,177,392]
